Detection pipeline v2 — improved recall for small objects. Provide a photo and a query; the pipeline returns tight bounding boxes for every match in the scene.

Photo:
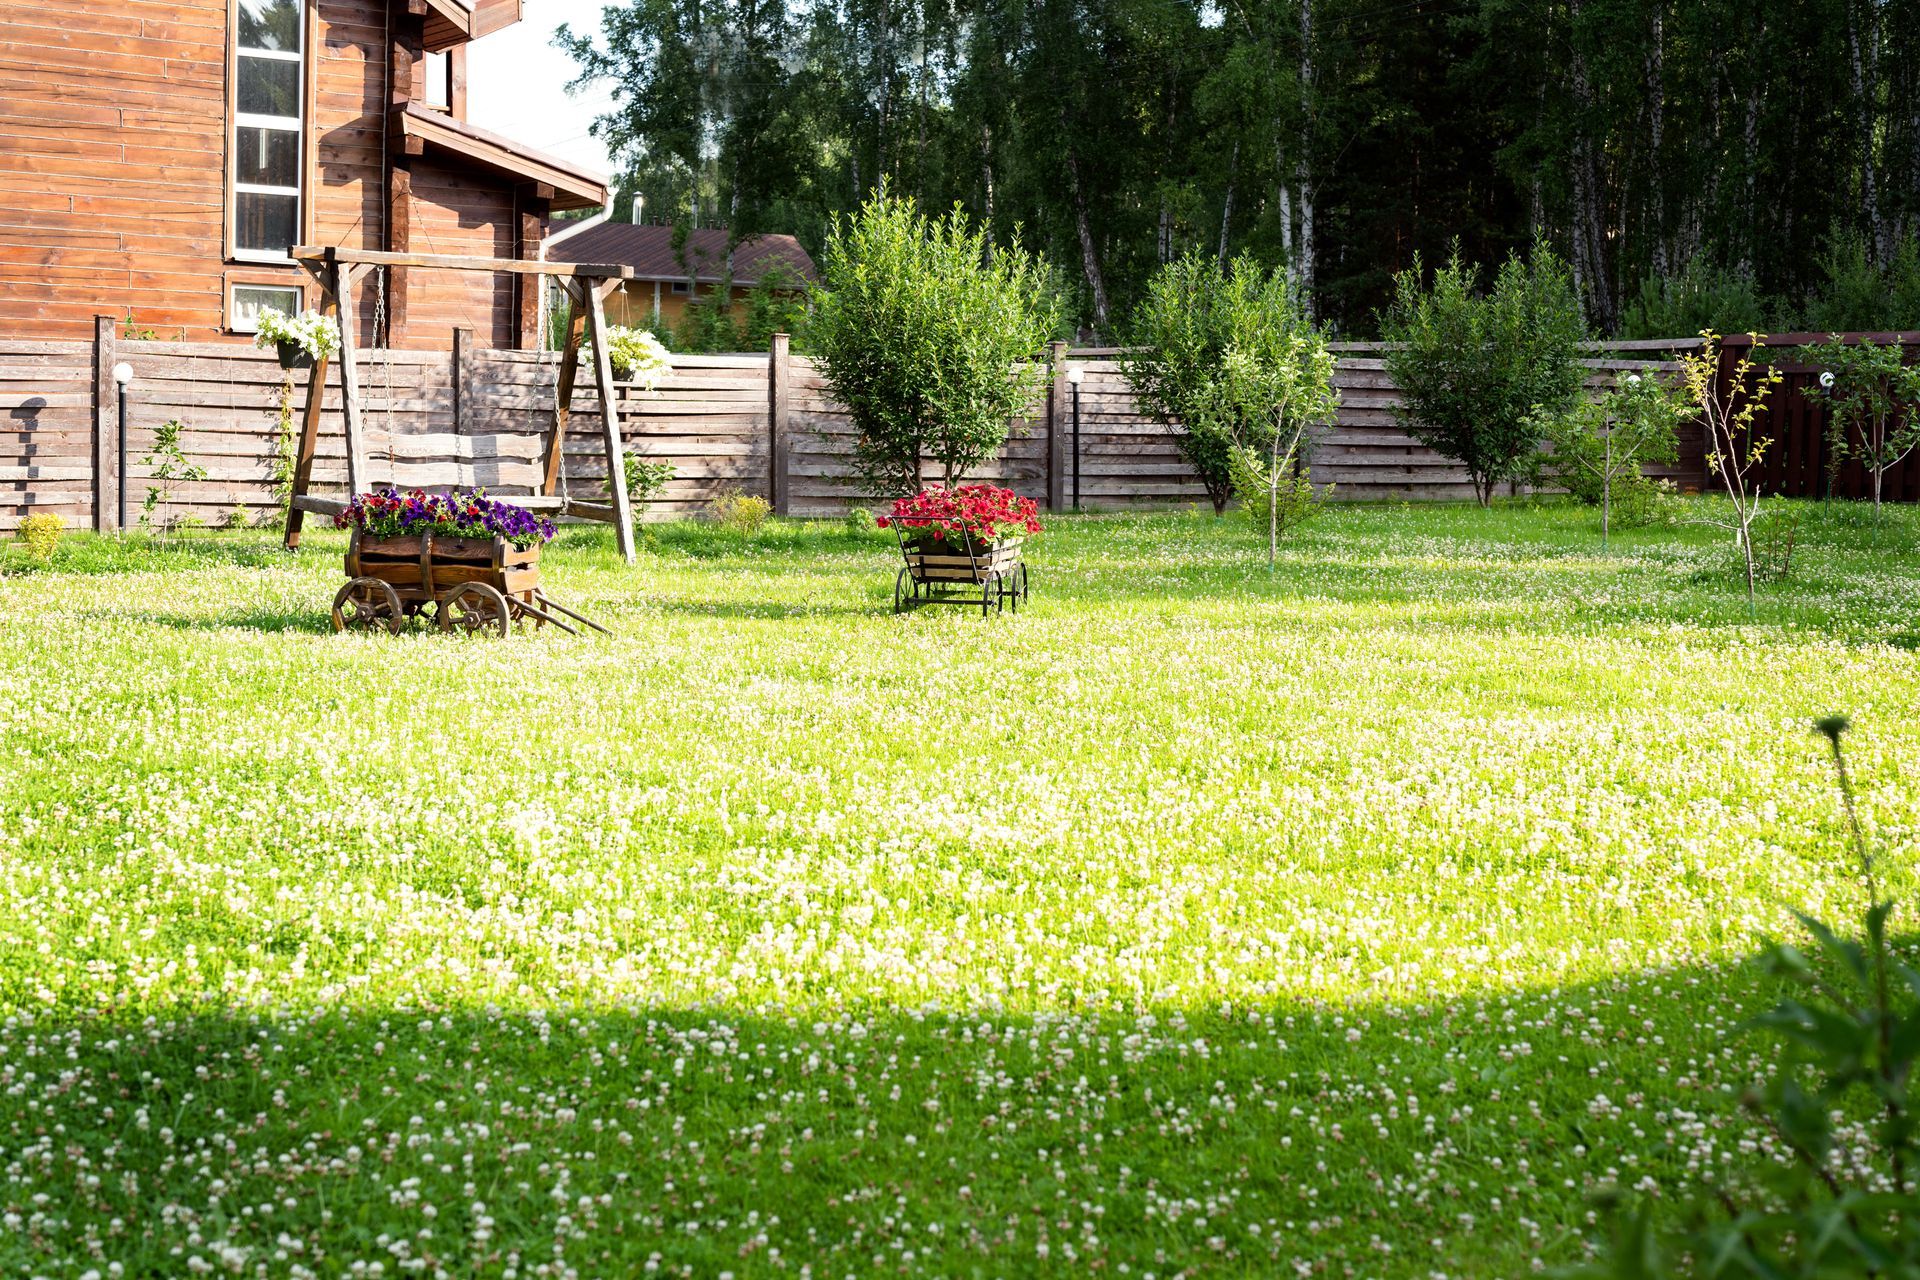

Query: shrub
[1124,253,1314,516]
[1527,370,1688,546]
[1380,242,1587,506]
[623,456,676,518]
[1802,229,1920,334]
[709,490,771,534]
[1227,446,1326,544]
[844,506,878,534]
[18,512,61,561]
[605,326,672,387]
[139,418,208,538]
[808,188,1060,496]
[1616,254,1767,341]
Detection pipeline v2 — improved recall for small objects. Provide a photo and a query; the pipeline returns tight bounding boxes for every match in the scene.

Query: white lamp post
[1066,365,1085,510]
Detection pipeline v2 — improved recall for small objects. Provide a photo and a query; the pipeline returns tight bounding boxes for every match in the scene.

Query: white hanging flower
[605,326,673,390]
[254,308,342,361]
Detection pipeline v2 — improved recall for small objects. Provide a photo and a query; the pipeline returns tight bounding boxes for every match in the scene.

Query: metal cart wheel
[894,566,916,614]
[438,582,511,638]
[981,576,1001,618]
[332,577,404,635]
[1016,562,1031,603]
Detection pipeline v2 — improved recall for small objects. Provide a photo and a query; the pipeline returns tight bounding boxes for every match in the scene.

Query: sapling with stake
[1677,332,1783,615]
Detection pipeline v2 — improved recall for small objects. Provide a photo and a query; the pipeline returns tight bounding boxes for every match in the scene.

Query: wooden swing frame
[281,245,641,563]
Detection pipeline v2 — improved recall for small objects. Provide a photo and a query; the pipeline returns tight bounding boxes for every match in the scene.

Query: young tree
[1678,332,1785,614]
[1528,370,1688,548]
[1203,332,1339,568]
[808,189,1060,496]
[1794,335,1920,515]
[1123,253,1309,515]
[1381,244,1587,506]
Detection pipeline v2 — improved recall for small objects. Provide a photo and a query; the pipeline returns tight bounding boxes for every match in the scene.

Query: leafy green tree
[1678,332,1785,613]
[1381,243,1588,505]
[1123,253,1312,515]
[739,264,813,353]
[1198,332,1338,568]
[1796,336,1920,513]
[807,189,1060,495]
[1528,371,1687,547]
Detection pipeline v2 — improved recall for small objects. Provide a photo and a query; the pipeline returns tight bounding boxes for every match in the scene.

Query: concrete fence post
[92,314,118,532]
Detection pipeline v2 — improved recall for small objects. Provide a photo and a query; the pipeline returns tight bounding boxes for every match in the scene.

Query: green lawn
[3,501,1918,1278]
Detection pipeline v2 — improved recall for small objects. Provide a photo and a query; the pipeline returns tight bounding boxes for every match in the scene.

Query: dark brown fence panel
[1720,333,1920,501]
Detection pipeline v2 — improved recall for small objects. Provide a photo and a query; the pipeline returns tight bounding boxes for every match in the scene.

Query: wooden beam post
[334,260,371,496]
[542,281,585,495]
[585,278,636,562]
[1045,341,1068,511]
[92,315,118,532]
[768,331,791,514]
[283,286,338,549]
[452,326,471,435]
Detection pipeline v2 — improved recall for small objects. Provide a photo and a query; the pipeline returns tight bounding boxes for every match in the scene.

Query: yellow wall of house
[604,282,753,330]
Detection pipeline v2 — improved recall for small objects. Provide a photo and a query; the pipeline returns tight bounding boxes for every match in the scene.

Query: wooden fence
[17,324,1902,535]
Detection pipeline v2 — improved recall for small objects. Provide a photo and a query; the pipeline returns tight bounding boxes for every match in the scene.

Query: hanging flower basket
[275,340,313,371]
[254,307,341,371]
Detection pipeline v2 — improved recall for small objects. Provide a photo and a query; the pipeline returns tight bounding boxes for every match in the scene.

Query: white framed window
[231,0,305,263]
[228,282,303,333]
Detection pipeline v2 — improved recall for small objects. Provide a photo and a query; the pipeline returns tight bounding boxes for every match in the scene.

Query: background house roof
[549,225,818,286]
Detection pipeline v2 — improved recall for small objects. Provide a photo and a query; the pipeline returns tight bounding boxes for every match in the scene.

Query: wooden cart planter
[332,528,605,637]
[892,527,1031,616]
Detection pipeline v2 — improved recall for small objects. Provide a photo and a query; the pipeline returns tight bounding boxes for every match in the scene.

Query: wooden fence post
[768,332,792,514]
[92,315,118,532]
[1045,340,1067,511]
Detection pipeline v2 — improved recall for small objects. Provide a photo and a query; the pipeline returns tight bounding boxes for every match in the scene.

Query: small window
[229,283,303,333]
[423,50,451,110]
[232,0,305,263]
[670,281,691,295]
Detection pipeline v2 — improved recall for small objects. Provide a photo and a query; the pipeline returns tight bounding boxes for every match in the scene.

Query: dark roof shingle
[549,224,816,286]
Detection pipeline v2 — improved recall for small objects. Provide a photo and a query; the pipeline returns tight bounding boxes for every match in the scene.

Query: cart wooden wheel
[894,566,915,614]
[332,577,403,635]
[438,582,511,637]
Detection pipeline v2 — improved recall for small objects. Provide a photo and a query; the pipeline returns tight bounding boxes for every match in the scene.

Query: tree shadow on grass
[0,949,1801,1279]
[81,606,335,635]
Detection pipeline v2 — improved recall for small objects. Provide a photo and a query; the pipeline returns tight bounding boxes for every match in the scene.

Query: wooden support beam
[291,246,634,279]
[283,287,339,550]
[386,161,412,343]
[585,278,636,562]
[542,281,584,495]
[334,261,371,496]
[452,327,470,434]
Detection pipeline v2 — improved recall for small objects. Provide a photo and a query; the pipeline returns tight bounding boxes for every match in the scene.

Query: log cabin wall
[0,1,575,349]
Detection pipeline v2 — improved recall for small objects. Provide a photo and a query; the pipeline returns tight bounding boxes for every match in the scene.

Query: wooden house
[0,0,609,349]
[548,224,816,330]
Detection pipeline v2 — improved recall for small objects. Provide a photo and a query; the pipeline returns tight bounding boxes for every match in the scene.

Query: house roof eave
[389,103,610,211]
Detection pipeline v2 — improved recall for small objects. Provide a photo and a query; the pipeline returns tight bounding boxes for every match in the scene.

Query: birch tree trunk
[1066,145,1112,331]
[1219,142,1239,266]
[1296,0,1316,317]
[1646,3,1668,277]
[1567,0,1614,332]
